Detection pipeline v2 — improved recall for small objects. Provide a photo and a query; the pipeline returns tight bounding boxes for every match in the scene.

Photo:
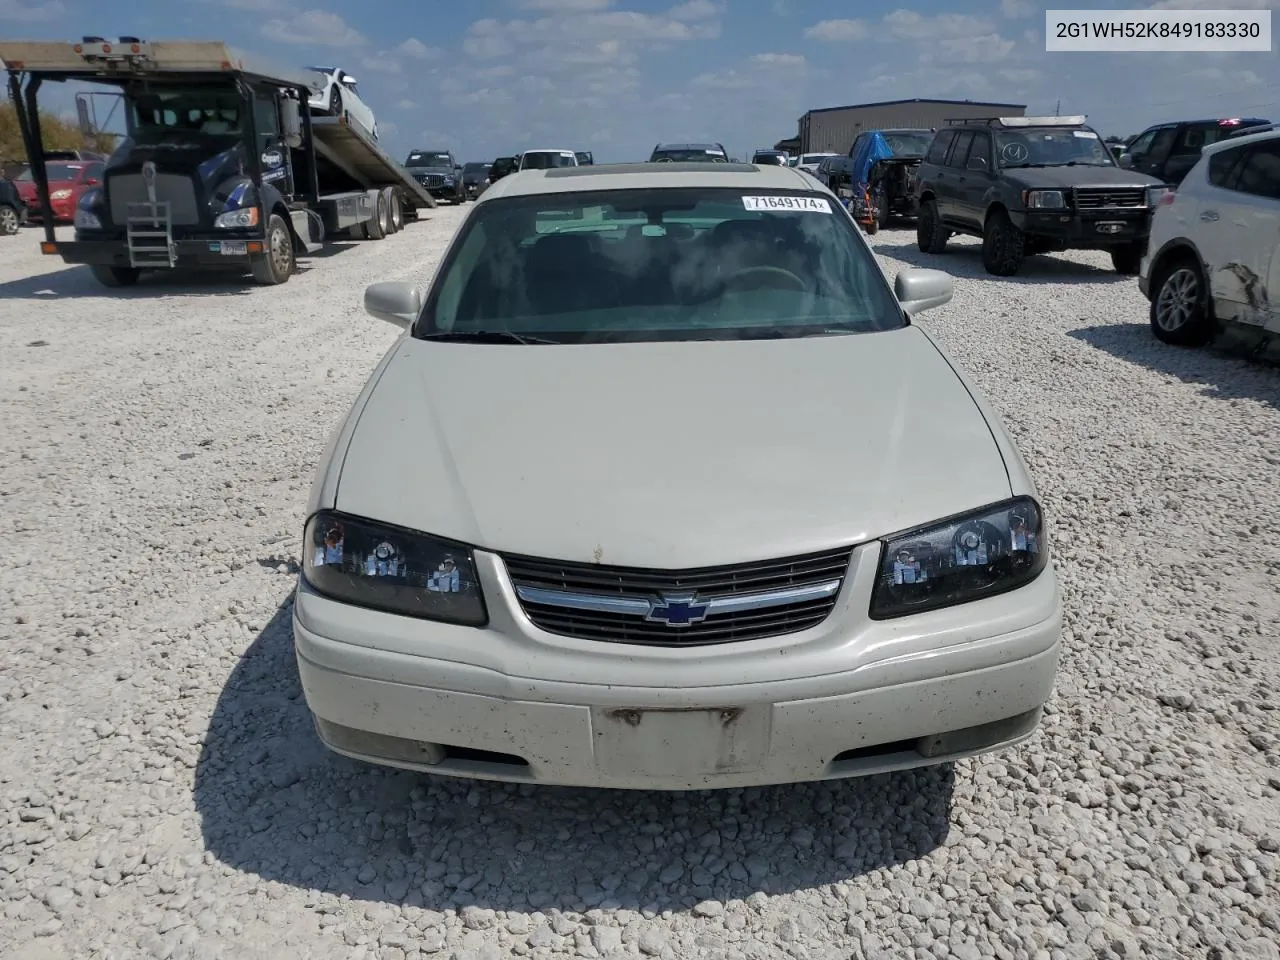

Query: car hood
[406,164,454,174]
[334,327,1014,568]
[1003,165,1164,189]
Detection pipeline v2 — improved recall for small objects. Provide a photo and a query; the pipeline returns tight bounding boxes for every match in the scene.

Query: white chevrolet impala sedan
[293,162,1062,790]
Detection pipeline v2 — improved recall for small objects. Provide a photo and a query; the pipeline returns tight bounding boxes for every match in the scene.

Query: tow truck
[1,37,437,288]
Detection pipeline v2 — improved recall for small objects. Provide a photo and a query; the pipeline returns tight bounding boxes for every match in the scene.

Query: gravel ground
[1,210,1278,960]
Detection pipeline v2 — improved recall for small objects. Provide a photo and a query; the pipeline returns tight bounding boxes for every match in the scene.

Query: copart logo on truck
[261,150,283,168]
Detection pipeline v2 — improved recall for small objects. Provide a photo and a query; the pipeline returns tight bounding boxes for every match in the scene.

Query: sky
[1,0,1276,164]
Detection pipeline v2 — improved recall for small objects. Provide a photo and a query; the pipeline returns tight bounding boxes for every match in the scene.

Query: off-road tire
[1111,242,1143,276]
[916,198,948,253]
[329,86,342,117]
[1150,256,1213,347]
[89,265,140,287]
[250,214,295,285]
[982,209,1025,276]
[0,204,20,236]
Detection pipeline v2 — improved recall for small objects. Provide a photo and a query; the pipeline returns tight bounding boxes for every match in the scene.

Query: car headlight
[870,497,1048,619]
[302,511,487,625]
[50,189,73,200]
[443,176,455,185]
[1024,190,1066,210]
[214,207,260,229]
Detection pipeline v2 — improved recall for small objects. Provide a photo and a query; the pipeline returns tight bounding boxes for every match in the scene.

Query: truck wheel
[916,199,948,253]
[0,204,19,236]
[387,190,403,232]
[876,191,890,229]
[378,189,395,235]
[90,265,140,287]
[1150,257,1213,347]
[982,210,1025,276]
[329,86,343,117]
[250,214,295,285]
[366,193,387,240]
[1111,242,1143,276]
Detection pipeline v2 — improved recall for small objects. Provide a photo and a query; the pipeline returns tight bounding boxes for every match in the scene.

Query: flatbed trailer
[0,37,436,288]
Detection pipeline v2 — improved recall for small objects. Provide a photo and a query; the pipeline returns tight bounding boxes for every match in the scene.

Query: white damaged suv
[293,161,1063,791]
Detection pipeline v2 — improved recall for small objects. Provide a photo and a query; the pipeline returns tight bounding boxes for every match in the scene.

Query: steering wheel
[721,265,807,292]
[1000,140,1030,164]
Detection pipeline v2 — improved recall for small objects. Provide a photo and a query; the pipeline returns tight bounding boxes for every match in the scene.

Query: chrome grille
[1073,187,1147,210]
[503,547,854,647]
[415,173,445,188]
[108,173,200,225]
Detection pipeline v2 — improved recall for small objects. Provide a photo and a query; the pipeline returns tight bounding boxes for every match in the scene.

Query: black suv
[489,156,518,185]
[914,116,1165,276]
[814,155,854,197]
[1119,117,1270,186]
[404,149,466,204]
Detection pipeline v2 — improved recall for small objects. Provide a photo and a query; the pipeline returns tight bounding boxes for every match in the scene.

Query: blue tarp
[849,131,896,197]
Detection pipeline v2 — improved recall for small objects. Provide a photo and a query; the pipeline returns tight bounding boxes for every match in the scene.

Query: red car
[15,160,105,224]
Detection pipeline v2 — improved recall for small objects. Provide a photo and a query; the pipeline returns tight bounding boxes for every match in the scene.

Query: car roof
[655,143,724,150]
[524,148,575,154]
[478,162,819,200]
[1202,126,1280,154]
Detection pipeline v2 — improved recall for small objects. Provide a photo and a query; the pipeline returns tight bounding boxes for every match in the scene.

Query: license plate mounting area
[591,705,770,779]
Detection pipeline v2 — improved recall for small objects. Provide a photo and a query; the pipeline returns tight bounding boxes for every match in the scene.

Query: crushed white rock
[0,215,1277,960]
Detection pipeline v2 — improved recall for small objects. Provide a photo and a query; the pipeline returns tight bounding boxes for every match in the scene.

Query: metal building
[784,98,1028,155]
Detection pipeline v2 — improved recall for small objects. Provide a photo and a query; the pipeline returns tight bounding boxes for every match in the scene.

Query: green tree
[0,101,118,171]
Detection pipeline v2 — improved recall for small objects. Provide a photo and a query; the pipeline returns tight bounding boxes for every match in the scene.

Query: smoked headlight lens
[301,511,487,625]
[870,497,1048,619]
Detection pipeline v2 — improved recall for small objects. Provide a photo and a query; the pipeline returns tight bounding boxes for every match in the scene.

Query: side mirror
[364,281,422,329]
[966,156,988,172]
[455,164,462,172]
[341,75,358,86]
[281,97,303,149]
[894,268,953,315]
[1117,153,1134,169]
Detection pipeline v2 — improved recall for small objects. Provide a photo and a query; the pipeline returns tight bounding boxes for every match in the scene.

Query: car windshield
[407,152,452,167]
[800,154,828,164]
[996,127,1115,167]
[125,87,243,144]
[463,163,489,174]
[881,133,934,156]
[17,164,81,182]
[652,148,727,162]
[753,154,785,165]
[417,187,903,345]
[522,152,576,169]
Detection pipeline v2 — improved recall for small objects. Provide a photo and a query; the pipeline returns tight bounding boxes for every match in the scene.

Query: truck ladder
[125,201,177,268]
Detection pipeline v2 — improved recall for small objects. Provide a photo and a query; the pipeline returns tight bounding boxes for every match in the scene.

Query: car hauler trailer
[0,38,437,288]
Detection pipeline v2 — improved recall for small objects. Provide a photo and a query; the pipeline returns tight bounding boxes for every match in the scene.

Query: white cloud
[1001,0,1034,16]
[668,0,722,19]
[692,52,807,89]
[0,0,64,20]
[517,0,614,9]
[361,57,402,75]
[936,32,1016,63]
[396,38,438,60]
[262,10,366,47]
[883,9,997,41]
[803,19,869,41]
[397,99,418,110]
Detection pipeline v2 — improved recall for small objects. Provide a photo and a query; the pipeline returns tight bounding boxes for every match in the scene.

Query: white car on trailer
[306,66,379,141]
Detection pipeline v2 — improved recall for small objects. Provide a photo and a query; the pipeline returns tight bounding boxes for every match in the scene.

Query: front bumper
[48,235,265,269]
[293,544,1063,790]
[1012,209,1151,250]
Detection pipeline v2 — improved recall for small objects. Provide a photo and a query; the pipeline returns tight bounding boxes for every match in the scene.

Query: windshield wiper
[420,331,562,345]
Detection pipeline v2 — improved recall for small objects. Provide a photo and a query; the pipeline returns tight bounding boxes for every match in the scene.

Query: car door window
[1173,123,1213,157]
[965,132,991,169]
[1126,128,1157,158]
[1208,145,1251,191]
[926,130,954,164]
[1234,142,1280,200]
[1145,127,1177,168]
[946,132,974,168]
